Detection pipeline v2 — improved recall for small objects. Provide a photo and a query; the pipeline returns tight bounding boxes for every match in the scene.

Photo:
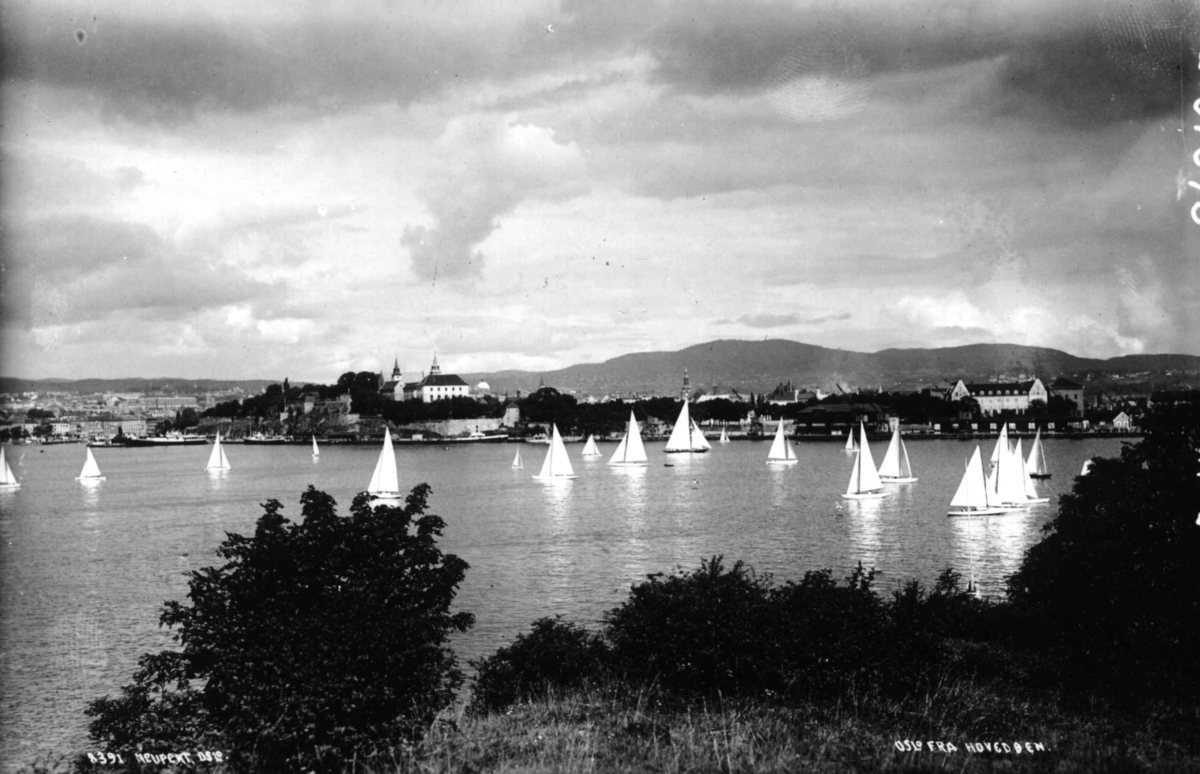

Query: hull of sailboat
[947,506,1021,517]
[0,484,18,490]
[880,476,918,483]
[1029,473,1051,480]
[368,492,404,502]
[664,448,708,454]
[766,458,798,465]
[843,491,887,500]
[76,475,106,481]
[609,461,648,467]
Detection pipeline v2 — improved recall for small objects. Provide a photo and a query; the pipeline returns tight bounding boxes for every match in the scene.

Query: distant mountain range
[5,341,1200,397]
[460,340,1200,397]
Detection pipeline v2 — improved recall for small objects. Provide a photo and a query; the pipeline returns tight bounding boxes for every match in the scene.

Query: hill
[461,340,1200,396]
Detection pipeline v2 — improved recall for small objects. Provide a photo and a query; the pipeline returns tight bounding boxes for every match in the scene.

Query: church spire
[430,352,441,375]
[392,356,401,381]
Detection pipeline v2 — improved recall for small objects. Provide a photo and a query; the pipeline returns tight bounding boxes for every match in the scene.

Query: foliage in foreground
[84,485,473,772]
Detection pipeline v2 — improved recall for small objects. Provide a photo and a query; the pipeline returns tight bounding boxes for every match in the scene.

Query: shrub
[84,485,473,772]
[469,616,611,714]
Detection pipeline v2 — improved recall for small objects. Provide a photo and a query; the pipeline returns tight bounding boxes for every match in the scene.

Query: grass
[369,680,1200,774]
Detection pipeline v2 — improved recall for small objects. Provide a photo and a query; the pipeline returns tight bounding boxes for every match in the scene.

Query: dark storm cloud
[0,215,276,326]
[0,3,555,123]
[565,0,1196,127]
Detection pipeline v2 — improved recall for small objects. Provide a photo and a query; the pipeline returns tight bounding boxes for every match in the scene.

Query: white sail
[987,433,1030,506]
[844,422,886,498]
[1027,429,1048,477]
[206,432,231,471]
[77,447,105,480]
[609,411,648,466]
[1080,459,1093,476]
[512,448,523,469]
[664,401,709,453]
[311,435,320,456]
[877,425,917,481]
[533,423,577,479]
[766,420,797,464]
[844,430,856,451]
[0,447,18,489]
[949,447,987,510]
[989,425,1009,467]
[719,427,730,444]
[581,435,601,457]
[367,429,402,500]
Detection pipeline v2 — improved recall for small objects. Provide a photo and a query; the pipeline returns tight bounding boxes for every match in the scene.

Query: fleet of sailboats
[765,420,797,465]
[581,435,602,457]
[76,447,106,482]
[609,411,649,466]
[985,427,1047,508]
[948,446,1017,516]
[366,429,403,502]
[843,422,887,499]
[877,425,917,483]
[205,431,231,472]
[0,447,18,490]
[664,401,711,453]
[533,423,577,480]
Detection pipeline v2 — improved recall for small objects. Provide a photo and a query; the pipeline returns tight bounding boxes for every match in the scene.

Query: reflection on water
[0,437,1128,770]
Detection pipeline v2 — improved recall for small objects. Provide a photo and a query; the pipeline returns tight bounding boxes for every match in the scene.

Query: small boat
[877,425,917,483]
[1026,428,1050,479]
[664,401,711,453]
[581,435,602,457]
[511,448,523,469]
[844,430,857,452]
[533,423,577,480]
[86,437,125,448]
[1015,438,1049,505]
[765,420,797,465]
[526,433,550,444]
[0,447,20,490]
[76,447,106,481]
[843,422,887,499]
[311,435,320,457]
[1080,459,1093,476]
[609,411,649,467]
[206,431,231,471]
[948,446,1018,516]
[367,429,403,502]
[243,432,288,445]
[122,432,207,447]
[718,427,730,444]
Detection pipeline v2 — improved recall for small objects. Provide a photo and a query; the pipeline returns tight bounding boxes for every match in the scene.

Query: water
[0,435,1126,768]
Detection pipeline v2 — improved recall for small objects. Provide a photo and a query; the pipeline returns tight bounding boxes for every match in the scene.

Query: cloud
[722,312,852,328]
[401,115,587,281]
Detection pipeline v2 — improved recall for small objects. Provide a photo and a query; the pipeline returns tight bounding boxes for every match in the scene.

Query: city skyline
[2,0,1198,382]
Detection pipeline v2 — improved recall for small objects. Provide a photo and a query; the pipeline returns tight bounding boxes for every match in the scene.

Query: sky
[1,0,1198,381]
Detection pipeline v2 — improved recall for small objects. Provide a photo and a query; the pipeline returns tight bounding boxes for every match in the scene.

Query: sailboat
[843,422,886,499]
[1016,438,1050,505]
[664,401,711,453]
[0,447,18,490]
[877,425,917,483]
[581,435,602,457]
[366,429,403,502]
[511,447,524,469]
[765,420,797,465]
[311,435,320,457]
[986,430,1035,508]
[533,423,577,480]
[76,447,106,481]
[718,427,730,444]
[844,430,857,452]
[1080,459,1093,476]
[205,431,231,471]
[1026,428,1050,479]
[948,446,1018,516]
[609,411,649,467]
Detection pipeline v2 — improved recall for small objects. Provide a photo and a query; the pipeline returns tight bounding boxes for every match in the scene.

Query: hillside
[461,340,1200,396]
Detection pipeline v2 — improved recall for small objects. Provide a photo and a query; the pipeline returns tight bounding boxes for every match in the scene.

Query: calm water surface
[0,435,1127,768]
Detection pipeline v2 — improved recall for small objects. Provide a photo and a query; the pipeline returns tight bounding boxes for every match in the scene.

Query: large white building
[403,355,470,403]
[949,378,1048,415]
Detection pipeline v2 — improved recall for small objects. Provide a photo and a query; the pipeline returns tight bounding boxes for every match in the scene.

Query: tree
[1007,401,1200,699]
[84,486,474,772]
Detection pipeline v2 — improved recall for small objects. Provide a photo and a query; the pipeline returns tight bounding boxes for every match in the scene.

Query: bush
[84,485,473,772]
[469,617,610,714]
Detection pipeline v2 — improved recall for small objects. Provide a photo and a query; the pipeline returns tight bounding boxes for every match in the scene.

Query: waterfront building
[949,378,1048,415]
[403,355,470,403]
[380,359,405,401]
[1049,377,1085,415]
